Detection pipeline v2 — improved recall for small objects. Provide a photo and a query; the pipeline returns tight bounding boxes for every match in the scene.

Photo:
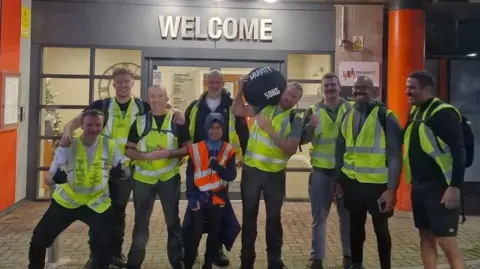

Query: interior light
[466,52,477,57]
[264,0,278,3]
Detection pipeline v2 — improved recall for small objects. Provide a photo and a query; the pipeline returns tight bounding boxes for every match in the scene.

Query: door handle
[19,106,25,122]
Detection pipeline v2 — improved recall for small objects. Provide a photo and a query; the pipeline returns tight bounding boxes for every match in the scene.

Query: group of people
[27,66,466,269]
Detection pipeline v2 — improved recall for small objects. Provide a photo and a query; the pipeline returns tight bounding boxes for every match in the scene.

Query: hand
[52,168,68,184]
[191,201,200,211]
[441,186,460,209]
[237,75,249,92]
[145,150,170,160]
[109,163,125,179]
[334,183,344,200]
[378,189,396,212]
[59,133,72,147]
[172,110,185,125]
[256,115,272,132]
[309,115,320,128]
[236,159,244,168]
[209,158,224,173]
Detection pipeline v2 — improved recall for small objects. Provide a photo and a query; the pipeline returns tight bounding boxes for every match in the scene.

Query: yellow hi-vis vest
[52,135,115,213]
[244,105,293,172]
[134,111,181,184]
[188,102,240,156]
[403,98,461,185]
[341,106,391,184]
[102,98,141,164]
[309,100,352,169]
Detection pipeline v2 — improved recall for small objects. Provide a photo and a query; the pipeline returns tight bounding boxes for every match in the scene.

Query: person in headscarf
[182,113,238,269]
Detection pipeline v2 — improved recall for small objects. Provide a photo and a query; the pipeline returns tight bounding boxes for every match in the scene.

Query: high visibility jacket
[188,141,236,205]
[188,103,240,156]
[134,111,181,184]
[403,98,461,185]
[52,135,115,213]
[244,105,292,172]
[102,97,142,164]
[340,106,391,184]
[309,100,352,169]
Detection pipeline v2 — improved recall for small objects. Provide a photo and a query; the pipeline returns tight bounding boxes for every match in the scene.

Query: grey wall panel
[32,1,335,52]
[425,59,439,96]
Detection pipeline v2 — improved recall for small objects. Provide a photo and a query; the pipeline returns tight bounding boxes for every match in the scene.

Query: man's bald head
[352,75,375,104]
[205,69,225,94]
[147,85,169,111]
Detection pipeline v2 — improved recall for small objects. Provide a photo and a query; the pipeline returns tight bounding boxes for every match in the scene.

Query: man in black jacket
[404,71,465,269]
[184,70,249,267]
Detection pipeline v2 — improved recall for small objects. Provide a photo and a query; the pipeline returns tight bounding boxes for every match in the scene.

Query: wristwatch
[168,150,172,159]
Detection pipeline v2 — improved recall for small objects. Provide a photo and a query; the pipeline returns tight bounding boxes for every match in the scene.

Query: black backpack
[138,112,178,140]
[101,97,145,128]
[461,115,475,168]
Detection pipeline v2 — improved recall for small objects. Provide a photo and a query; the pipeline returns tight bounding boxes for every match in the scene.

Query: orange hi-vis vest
[188,141,236,206]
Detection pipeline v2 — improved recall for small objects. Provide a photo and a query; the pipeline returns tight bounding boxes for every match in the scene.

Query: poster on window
[338,61,380,87]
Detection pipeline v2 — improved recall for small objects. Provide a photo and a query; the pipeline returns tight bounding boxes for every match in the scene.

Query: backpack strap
[133,97,145,115]
[101,98,111,128]
[139,112,153,140]
[290,110,303,152]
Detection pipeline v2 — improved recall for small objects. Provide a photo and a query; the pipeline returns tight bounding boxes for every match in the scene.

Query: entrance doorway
[146,60,283,200]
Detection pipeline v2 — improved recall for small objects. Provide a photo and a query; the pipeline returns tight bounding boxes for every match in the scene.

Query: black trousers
[184,205,224,269]
[127,176,183,269]
[341,174,393,269]
[88,176,132,257]
[240,165,286,268]
[28,200,112,269]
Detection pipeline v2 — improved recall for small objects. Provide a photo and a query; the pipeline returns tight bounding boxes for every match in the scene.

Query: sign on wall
[158,15,273,41]
[21,6,30,38]
[338,61,380,87]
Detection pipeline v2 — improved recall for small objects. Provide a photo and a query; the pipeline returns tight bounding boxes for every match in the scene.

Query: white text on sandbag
[264,88,281,100]
[159,16,273,41]
[249,67,273,81]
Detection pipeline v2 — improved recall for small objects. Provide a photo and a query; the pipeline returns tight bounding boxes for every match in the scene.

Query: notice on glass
[2,75,21,126]
[172,73,195,111]
[152,67,162,86]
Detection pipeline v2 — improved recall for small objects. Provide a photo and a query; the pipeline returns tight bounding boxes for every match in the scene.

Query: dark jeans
[341,174,393,269]
[240,165,286,268]
[184,206,224,269]
[88,176,132,257]
[126,176,183,268]
[29,200,112,269]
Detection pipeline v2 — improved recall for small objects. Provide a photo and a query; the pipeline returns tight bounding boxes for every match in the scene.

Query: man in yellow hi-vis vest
[335,76,402,269]
[28,109,125,269]
[301,73,351,269]
[404,71,465,269]
[232,78,303,269]
[60,68,184,268]
[185,70,249,267]
[124,86,190,269]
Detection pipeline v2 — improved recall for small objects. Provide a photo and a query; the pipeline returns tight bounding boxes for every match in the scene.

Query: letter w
[159,15,181,39]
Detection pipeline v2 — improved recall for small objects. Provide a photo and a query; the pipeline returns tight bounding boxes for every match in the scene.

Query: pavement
[1,201,480,269]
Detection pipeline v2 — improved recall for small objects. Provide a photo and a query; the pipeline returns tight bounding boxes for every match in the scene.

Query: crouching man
[28,109,125,269]
[182,113,239,269]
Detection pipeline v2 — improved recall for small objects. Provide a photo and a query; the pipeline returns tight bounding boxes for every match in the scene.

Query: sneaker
[268,260,288,269]
[307,259,323,269]
[110,253,127,268]
[349,263,364,269]
[83,259,93,269]
[213,250,229,267]
[343,256,352,269]
[174,261,185,269]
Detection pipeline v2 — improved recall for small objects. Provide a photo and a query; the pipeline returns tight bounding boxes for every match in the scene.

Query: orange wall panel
[0,129,17,211]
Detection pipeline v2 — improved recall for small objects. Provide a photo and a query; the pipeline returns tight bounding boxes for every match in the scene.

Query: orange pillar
[387,0,425,211]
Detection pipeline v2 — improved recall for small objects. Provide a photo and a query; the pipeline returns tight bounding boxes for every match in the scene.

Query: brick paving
[1,201,480,269]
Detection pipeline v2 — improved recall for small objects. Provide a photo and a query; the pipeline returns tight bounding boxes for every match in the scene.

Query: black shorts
[412,183,459,237]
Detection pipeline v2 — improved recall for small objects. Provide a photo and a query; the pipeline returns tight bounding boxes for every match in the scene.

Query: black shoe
[349,263,364,269]
[83,259,93,269]
[307,259,323,269]
[213,250,229,267]
[174,261,185,269]
[268,260,288,269]
[110,253,127,268]
[343,256,352,269]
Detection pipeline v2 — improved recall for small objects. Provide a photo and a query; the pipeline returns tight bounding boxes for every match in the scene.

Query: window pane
[42,47,90,75]
[297,83,320,109]
[94,79,141,100]
[95,49,142,76]
[41,78,90,106]
[287,54,332,80]
[40,108,84,136]
[157,66,211,111]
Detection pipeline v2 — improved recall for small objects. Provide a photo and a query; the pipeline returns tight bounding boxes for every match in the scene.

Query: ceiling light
[466,52,477,57]
[264,0,278,3]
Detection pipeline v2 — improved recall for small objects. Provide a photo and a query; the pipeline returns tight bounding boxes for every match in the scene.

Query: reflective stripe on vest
[102,98,139,158]
[244,105,292,172]
[188,103,240,154]
[52,135,114,213]
[309,100,352,169]
[403,98,460,185]
[189,141,235,192]
[340,106,390,184]
[134,111,180,184]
